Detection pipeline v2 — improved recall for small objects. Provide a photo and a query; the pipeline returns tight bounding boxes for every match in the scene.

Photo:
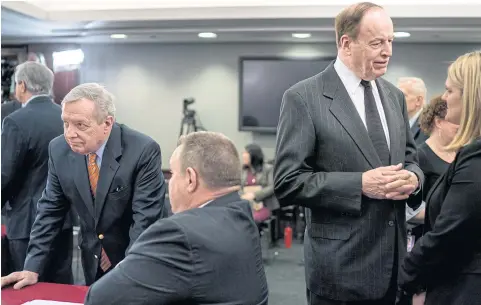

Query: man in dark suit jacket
[84,131,268,305]
[1,62,73,284]
[1,100,21,124]
[1,100,21,218]
[1,83,166,289]
[274,3,424,305]
[398,77,429,145]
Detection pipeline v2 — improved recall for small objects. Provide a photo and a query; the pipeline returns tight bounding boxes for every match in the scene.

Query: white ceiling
[2,0,481,44]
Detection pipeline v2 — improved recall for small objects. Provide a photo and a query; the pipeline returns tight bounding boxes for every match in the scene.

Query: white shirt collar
[199,200,213,208]
[334,57,366,95]
[409,109,423,128]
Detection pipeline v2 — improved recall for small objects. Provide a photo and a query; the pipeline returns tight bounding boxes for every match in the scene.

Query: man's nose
[381,42,392,57]
[65,126,77,138]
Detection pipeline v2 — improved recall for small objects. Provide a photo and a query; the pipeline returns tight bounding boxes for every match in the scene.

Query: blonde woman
[400,51,481,305]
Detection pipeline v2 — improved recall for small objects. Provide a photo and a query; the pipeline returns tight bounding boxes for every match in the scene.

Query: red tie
[87,153,112,272]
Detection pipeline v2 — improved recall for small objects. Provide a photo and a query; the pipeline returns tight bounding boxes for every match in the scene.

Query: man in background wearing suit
[398,77,429,145]
[274,2,424,305]
[1,62,73,283]
[84,131,269,305]
[1,96,22,222]
[1,83,166,289]
[397,77,429,252]
[1,100,21,124]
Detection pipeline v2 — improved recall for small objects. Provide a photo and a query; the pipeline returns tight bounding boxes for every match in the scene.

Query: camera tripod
[179,110,201,137]
[179,98,206,137]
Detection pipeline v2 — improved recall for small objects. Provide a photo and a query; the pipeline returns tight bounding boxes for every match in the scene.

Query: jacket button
[98,234,104,240]
[388,220,395,227]
[94,255,98,259]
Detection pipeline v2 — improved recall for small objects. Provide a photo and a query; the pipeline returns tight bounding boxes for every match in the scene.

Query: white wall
[79,42,481,167]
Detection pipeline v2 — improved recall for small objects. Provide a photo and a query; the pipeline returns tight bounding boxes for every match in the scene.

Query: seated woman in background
[240,144,276,223]
[407,95,459,243]
[400,50,481,305]
[419,95,459,199]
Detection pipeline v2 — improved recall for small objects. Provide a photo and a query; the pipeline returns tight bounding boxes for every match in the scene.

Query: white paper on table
[21,300,83,305]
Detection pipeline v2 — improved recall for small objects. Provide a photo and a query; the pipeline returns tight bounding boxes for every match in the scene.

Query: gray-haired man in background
[397,77,429,145]
[1,62,74,284]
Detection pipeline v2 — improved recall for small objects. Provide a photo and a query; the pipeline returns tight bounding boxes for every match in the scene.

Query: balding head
[168,131,242,213]
[335,2,394,80]
[398,77,428,118]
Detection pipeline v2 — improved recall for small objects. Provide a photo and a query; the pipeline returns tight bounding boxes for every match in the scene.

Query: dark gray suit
[274,62,424,302]
[24,123,166,285]
[1,96,73,283]
[1,100,21,124]
[411,117,429,145]
[84,192,269,305]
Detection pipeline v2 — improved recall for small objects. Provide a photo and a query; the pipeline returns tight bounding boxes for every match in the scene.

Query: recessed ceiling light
[110,34,127,39]
[292,33,312,39]
[394,32,411,38]
[198,32,217,38]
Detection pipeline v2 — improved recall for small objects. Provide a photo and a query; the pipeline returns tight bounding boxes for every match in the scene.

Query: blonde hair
[446,51,481,151]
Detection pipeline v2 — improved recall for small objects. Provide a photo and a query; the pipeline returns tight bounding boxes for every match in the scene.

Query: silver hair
[398,77,428,103]
[14,62,54,95]
[61,83,116,122]
[177,131,241,190]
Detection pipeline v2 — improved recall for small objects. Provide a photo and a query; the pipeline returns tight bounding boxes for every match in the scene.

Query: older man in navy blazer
[2,83,166,288]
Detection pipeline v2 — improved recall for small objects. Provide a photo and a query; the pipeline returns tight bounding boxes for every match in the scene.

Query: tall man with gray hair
[2,83,167,288]
[84,131,268,305]
[1,61,74,284]
[398,77,429,145]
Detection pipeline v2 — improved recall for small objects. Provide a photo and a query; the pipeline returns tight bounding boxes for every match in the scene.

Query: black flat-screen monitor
[239,56,335,133]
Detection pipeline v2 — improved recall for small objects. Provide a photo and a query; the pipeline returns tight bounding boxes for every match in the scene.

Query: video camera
[183,98,196,117]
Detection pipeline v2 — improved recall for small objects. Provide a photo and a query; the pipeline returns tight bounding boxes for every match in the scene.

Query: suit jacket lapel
[94,124,122,226]
[324,63,382,168]
[71,153,95,218]
[376,79,402,165]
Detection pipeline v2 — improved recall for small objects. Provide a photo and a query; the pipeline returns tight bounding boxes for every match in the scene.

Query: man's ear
[339,35,353,55]
[18,81,27,93]
[103,116,114,133]
[185,167,198,193]
[416,96,424,108]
